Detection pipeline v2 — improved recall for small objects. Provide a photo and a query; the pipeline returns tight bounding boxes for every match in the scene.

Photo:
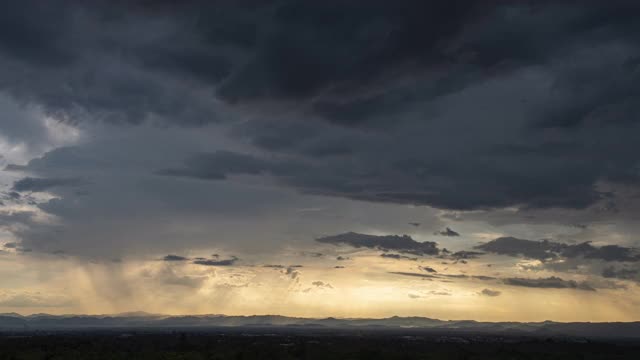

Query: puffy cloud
[480,288,501,297]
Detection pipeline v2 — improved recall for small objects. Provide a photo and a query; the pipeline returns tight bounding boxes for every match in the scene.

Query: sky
[1,0,640,322]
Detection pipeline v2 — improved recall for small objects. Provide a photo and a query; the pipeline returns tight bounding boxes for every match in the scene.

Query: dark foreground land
[1,329,640,360]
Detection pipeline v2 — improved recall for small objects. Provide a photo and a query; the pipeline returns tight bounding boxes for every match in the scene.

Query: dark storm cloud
[12,177,84,192]
[3,0,640,213]
[476,237,640,262]
[158,151,277,180]
[502,276,596,291]
[201,1,640,211]
[0,0,254,125]
[317,232,440,256]
[216,0,492,104]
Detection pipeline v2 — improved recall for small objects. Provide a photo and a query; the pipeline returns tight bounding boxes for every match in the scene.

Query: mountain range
[1,312,640,338]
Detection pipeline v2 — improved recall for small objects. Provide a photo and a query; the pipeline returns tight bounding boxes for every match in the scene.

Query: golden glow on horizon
[0,251,638,322]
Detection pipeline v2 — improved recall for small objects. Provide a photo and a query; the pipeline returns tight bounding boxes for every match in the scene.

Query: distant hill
[1,313,639,338]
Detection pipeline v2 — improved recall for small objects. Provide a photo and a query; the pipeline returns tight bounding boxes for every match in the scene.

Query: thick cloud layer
[0,1,639,212]
[0,1,639,319]
[12,177,84,192]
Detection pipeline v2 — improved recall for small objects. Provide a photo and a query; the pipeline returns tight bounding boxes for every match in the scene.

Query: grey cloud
[2,1,640,213]
[311,281,333,289]
[156,267,207,289]
[503,276,596,291]
[429,290,451,296]
[158,151,277,180]
[480,288,501,297]
[0,291,72,308]
[284,266,300,280]
[193,256,238,267]
[389,272,437,279]
[449,251,484,260]
[3,1,640,268]
[391,272,597,291]
[264,264,302,269]
[216,1,491,104]
[164,3,640,211]
[419,266,437,273]
[12,177,84,192]
[435,227,460,237]
[476,237,640,262]
[602,266,640,282]
[380,253,417,261]
[476,237,562,261]
[303,252,323,258]
[1,123,446,259]
[163,255,189,262]
[0,211,39,231]
[317,232,439,256]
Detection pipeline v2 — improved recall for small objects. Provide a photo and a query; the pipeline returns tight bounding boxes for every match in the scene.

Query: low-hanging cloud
[503,276,596,291]
[316,232,439,256]
[12,177,85,192]
[193,256,239,267]
[476,237,640,262]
